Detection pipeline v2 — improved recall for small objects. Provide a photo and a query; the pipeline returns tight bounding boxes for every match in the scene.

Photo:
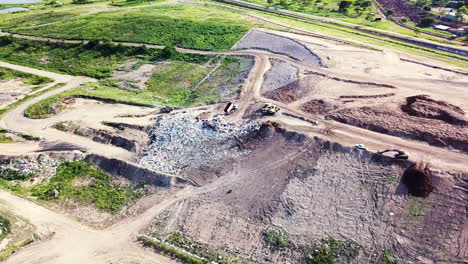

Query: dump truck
[377,149,409,160]
[224,102,238,115]
[261,103,280,115]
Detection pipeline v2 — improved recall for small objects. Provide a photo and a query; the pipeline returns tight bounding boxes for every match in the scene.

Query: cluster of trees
[338,0,372,13]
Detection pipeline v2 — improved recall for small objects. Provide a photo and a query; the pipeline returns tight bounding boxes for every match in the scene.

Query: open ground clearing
[0,3,467,264]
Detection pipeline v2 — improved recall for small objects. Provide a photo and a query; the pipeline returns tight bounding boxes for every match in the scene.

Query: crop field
[11,5,254,51]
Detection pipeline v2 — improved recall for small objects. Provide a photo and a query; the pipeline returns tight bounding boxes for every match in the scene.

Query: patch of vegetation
[247,0,375,19]
[138,236,203,264]
[30,161,138,213]
[0,236,35,261]
[0,10,82,28]
[262,229,291,250]
[303,238,361,264]
[402,196,426,227]
[145,61,208,106]
[0,216,11,241]
[11,5,253,51]
[378,250,399,264]
[0,66,53,86]
[0,133,13,143]
[0,36,213,78]
[0,168,35,181]
[111,0,164,7]
[140,234,251,264]
[0,82,65,118]
[24,82,157,119]
[196,56,253,104]
[25,55,245,117]
[52,121,75,132]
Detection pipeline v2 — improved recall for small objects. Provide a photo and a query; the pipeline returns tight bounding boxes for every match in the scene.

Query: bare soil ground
[146,123,467,263]
[0,206,35,252]
[329,95,468,153]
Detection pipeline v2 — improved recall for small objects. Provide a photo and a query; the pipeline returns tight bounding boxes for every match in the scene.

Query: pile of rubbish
[0,154,64,179]
[139,111,260,175]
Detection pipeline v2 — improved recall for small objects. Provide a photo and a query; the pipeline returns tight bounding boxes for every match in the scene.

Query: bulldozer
[261,103,280,115]
[377,149,409,160]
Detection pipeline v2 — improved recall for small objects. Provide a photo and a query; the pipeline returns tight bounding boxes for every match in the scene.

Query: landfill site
[0,27,467,264]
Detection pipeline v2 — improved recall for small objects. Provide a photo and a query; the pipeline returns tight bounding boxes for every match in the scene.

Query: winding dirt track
[0,187,192,264]
[1,30,468,262]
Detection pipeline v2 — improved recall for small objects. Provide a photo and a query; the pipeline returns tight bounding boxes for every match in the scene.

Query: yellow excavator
[377,149,409,160]
[261,103,280,115]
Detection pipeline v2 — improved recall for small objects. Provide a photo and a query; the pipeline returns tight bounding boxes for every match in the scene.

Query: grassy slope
[11,5,254,51]
[26,56,250,118]
[0,160,138,213]
[0,37,158,78]
[0,7,85,28]
[0,66,53,86]
[146,61,209,105]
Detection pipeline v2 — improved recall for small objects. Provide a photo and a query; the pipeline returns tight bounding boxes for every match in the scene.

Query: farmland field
[11,5,255,51]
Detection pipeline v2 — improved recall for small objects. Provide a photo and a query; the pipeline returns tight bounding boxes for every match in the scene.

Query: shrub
[0,216,11,241]
[263,230,290,250]
[0,168,34,181]
[386,9,395,16]
[338,1,352,12]
[418,16,435,27]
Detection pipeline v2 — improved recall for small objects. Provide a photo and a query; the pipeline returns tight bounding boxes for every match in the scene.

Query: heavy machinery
[377,149,409,160]
[224,102,238,115]
[261,103,280,115]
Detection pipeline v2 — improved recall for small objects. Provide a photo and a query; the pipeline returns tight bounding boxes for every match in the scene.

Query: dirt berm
[84,154,194,188]
[329,95,468,153]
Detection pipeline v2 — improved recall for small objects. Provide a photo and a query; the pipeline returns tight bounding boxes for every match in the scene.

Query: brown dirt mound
[401,163,433,197]
[330,106,468,153]
[401,95,467,126]
[263,80,305,104]
[300,99,338,115]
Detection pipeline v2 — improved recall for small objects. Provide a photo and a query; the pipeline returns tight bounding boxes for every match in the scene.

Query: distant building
[434,24,450,30]
[443,12,457,22]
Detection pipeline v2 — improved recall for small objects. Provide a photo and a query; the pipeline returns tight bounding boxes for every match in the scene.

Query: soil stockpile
[330,105,468,153]
[401,95,467,126]
[401,163,434,197]
[300,99,338,115]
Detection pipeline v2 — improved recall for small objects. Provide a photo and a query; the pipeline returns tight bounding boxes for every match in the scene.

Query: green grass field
[0,8,84,28]
[11,5,254,51]
[0,66,53,86]
[0,36,160,78]
[30,161,137,213]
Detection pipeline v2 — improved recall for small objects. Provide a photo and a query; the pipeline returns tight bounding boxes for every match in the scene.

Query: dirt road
[1,28,468,262]
[0,187,191,264]
[1,34,467,170]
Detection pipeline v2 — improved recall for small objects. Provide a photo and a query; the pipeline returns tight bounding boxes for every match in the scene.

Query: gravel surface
[139,111,260,175]
[261,59,298,93]
[233,30,321,66]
